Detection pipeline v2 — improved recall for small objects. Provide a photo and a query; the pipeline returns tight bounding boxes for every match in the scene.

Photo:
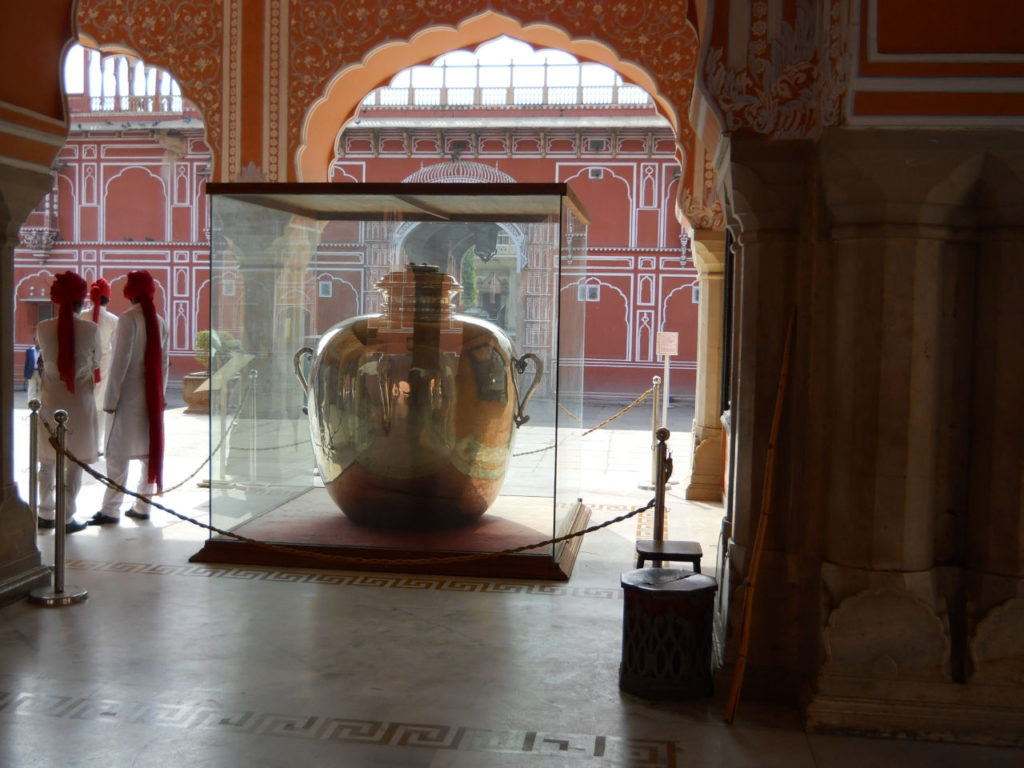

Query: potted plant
[193,329,214,371]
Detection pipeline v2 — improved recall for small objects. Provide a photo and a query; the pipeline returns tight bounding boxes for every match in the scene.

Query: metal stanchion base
[28,586,88,606]
[638,480,678,491]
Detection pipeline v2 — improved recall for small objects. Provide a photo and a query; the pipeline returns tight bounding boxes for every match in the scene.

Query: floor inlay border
[65,560,625,600]
[0,689,677,766]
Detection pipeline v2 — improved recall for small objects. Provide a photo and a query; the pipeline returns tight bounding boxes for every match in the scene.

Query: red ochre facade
[13,69,696,401]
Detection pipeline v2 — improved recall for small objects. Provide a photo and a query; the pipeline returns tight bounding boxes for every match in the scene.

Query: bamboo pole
[724,306,796,724]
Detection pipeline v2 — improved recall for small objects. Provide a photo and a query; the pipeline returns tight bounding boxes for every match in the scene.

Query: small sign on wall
[656,331,678,357]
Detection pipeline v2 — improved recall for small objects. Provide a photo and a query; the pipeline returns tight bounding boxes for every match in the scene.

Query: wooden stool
[635,539,703,572]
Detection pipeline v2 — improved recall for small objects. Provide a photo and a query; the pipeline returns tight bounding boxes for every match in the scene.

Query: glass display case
[191,183,590,579]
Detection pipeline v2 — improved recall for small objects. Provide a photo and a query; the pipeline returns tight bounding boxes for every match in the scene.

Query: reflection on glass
[207,184,588,570]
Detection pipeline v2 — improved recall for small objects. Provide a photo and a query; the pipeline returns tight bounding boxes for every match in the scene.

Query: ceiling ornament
[702,0,847,140]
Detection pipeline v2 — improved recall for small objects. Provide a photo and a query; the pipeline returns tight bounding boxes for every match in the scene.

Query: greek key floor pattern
[65,559,623,600]
[0,689,678,766]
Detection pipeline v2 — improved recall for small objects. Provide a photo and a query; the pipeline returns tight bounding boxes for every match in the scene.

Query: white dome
[403,161,516,184]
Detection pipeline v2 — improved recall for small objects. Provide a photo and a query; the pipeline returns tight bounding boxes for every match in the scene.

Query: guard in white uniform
[83,277,118,450]
[90,270,169,525]
[36,271,101,533]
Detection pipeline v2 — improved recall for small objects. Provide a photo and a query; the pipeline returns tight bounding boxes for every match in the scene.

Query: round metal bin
[619,568,718,699]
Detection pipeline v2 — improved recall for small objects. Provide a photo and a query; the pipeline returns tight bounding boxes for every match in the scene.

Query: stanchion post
[662,355,670,428]
[218,376,229,478]
[649,376,661,484]
[248,368,258,481]
[29,410,88,606]
[52,411,68,593]
[651,427,670,567]
[28,399,40,518]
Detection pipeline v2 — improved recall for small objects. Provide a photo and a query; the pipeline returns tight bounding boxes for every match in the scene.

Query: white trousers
[100,456,156,517]
[37,461,84,521]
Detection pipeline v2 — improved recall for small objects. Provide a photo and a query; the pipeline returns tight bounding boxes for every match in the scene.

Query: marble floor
[2,393,1021,767]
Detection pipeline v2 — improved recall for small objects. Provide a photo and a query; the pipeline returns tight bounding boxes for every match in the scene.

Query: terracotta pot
[182,372,210,414]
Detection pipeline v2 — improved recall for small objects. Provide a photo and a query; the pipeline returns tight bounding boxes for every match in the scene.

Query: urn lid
[377,264,462,323]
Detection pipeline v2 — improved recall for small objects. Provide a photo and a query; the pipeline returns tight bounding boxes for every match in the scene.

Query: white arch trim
[297,10,680,181]
[559,276,632,360]
[659,279,699,331]
[101,165,169,241]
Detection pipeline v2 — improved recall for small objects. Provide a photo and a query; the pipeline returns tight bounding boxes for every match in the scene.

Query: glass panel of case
[206,183,588,573]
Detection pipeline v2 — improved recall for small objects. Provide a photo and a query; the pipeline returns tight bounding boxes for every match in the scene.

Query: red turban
[124,270,165,492]
[89,278,110,322]
[49,271,88,394]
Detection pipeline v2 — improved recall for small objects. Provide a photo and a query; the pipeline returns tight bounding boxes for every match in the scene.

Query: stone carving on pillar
[683,148,726,231]
[822,589,950,683]
[702,0,847,139]
[970,598,1024,686]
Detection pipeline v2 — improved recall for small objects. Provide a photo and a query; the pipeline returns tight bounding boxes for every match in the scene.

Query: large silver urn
[294,265,542,529]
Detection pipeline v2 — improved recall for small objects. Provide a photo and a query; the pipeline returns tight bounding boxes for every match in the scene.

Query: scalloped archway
[297,10,684,182]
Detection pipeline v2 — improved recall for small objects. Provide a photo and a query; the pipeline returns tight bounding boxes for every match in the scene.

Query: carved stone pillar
[802,129,1024,744]
[685,229,726,501]
[721,129,1024,743]
[0,164,55,605]
[962,160,1024,696]
[808,133,977,721]
[718,136,820,698]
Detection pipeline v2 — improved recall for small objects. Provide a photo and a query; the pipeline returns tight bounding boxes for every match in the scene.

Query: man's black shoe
[87,512,121,526]
[38,517,87,533]
[125,508,150,521]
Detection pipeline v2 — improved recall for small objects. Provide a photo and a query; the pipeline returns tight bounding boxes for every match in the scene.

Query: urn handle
[293,347,314,413]
[512,353,543,427]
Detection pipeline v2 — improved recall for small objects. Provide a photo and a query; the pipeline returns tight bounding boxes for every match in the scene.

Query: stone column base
[0,555,50,607]
[0,486,50,607]
[685,430,723,501]
[806,680,1024,746]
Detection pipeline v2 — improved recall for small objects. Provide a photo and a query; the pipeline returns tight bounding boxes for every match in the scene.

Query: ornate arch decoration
[297,10,690,183]
[72,24,218,171]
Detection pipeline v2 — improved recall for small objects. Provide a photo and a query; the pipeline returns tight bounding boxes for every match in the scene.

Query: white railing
[364,62,652,109]
[88,94,185,114]
[65,44,188,116]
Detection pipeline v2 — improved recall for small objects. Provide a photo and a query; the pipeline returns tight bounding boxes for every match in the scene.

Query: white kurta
[89,306,118,406]
[83,305,118,449]
[35,316,102,464]
[103,304,170,461]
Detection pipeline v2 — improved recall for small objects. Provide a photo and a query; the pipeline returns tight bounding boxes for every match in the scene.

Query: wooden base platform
[190,490,591,581]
